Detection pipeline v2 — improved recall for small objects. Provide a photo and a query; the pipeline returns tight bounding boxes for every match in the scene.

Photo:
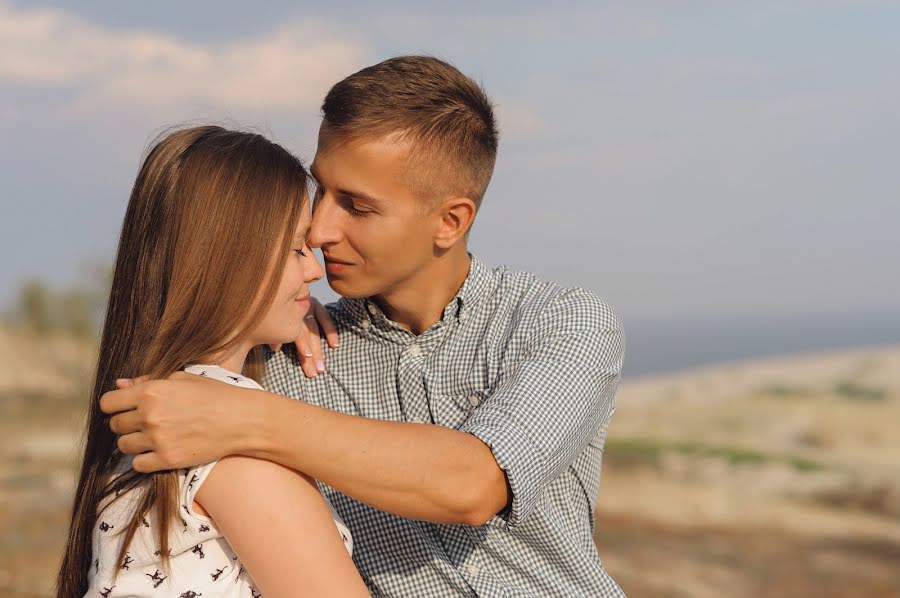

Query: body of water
[623,309,900,377]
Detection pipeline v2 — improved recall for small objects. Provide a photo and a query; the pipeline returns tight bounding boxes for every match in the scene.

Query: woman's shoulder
[183,364,264,390]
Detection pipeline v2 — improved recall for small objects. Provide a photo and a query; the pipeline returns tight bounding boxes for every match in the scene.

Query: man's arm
[103,287,619,529]
[102,376,509,526]
[459,288,624,529]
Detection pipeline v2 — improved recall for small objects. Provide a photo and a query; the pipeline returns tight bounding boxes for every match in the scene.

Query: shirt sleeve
[459,287,624,529]
[180,461,219,526]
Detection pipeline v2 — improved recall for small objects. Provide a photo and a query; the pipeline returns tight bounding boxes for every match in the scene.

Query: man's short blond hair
[321,55,499,209]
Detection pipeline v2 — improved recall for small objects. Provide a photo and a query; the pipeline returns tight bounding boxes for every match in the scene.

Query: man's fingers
[115,374,151,389]
[116,432,154,456]
[99,386,140,415]
[109,410,143,435]
[312,298,340,349]
[131,452,167,474]
[269,342,283,352]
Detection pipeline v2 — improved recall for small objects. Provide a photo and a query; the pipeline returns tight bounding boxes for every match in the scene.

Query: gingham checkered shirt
[264,255,626,597]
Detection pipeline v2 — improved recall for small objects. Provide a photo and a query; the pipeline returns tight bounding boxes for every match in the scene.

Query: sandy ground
[2,328,898,597]
[596,345,900,597]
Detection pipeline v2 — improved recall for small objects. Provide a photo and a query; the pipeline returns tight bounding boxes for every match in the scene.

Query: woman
[56,126,370,597]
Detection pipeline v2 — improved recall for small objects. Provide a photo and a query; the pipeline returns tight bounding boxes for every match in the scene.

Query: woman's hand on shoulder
[270,296,340,379]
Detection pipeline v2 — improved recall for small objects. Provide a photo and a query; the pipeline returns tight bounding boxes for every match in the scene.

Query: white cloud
[0,1,370,112]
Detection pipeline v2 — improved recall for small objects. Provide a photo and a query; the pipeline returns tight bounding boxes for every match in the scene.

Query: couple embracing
[57,56,626,598]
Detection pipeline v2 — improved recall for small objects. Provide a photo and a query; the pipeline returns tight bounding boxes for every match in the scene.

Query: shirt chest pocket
[427,386,491,430]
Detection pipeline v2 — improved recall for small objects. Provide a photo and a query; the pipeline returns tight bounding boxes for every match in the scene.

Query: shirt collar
[341,253,497,330]
[444,254,493,323]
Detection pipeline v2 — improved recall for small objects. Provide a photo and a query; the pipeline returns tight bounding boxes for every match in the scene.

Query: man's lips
[323,255,353,265]
[324,256,353,273]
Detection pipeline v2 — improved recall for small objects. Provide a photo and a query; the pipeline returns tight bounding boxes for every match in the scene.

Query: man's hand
[100,372,259,473]
[270,297,339,378]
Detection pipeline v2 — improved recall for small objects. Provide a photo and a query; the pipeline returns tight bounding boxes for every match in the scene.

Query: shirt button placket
[398,342,430,424]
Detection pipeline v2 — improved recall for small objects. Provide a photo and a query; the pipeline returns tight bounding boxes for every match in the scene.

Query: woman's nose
[304,251,324,283]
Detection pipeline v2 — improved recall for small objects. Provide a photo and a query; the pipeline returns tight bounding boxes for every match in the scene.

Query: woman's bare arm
[195,455,370,598]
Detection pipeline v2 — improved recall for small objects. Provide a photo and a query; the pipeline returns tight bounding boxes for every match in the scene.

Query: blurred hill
[1,323,898,597]
[597,345,900,597]
[0,326,96,597]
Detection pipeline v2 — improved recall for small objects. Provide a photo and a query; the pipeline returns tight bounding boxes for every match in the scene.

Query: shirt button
[468,394,480,407]
[367,303,378,316]
[360,319,370,330]
[407,344,422,358]
[463,563,480,576]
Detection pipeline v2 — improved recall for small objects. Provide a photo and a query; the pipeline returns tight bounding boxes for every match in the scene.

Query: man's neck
[372,249,472,335]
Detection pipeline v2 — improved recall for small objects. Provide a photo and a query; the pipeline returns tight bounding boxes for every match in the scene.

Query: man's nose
[308,194,341,249]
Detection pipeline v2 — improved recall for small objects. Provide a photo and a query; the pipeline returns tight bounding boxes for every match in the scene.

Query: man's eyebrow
[339,187,384,206]
[308,164,384,206]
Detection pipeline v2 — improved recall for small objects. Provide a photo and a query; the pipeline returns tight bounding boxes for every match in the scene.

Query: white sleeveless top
[84,365,353,597]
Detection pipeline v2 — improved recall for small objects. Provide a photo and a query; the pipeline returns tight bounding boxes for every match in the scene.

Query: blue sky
[2,0,898,324]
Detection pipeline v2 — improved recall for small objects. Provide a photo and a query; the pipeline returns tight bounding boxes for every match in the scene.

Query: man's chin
[325,273,368,299]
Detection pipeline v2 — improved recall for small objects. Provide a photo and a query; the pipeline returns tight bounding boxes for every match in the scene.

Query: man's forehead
[315,126,413,162]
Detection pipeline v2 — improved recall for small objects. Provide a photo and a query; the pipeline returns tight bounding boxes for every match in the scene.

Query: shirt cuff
[462,418,543,530]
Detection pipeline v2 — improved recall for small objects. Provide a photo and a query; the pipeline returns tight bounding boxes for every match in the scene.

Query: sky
[1,0,898,339]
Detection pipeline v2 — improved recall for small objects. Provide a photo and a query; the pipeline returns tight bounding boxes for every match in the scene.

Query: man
[103,56,626,597]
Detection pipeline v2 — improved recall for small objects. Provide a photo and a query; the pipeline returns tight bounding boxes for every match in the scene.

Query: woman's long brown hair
[56,125,309,598]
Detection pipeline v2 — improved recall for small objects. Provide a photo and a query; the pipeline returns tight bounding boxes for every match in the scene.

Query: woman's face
[250,200,323,346]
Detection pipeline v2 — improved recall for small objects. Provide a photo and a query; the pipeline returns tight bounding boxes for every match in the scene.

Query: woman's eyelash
[294,248,308,257]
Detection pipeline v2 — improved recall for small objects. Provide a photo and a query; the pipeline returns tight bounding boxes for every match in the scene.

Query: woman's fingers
[312,298,340,349]
[294,297,340,378]
[304,313,326,373]
[295,332,319,378]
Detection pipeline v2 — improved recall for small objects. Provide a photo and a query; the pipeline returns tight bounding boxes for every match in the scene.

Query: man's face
[308,128,439,299]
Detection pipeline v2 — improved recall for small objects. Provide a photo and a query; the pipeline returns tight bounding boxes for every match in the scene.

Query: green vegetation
[604,437,827,473]
[756,384,813,398]
[6,264,110,339]
[834,381,887,401]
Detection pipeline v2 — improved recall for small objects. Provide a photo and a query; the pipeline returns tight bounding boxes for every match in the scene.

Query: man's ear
[434,197,477,249]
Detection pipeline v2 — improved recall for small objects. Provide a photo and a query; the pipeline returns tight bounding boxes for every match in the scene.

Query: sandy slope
[597,345,900,597]
[2,327,899,597]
